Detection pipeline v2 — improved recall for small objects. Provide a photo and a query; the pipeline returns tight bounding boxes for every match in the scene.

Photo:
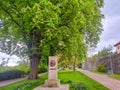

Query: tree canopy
[98,45,113,58]
[0,0,104,79]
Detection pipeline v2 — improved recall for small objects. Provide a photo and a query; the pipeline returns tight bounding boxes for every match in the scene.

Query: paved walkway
[0,72,47,87]
[77,68,120,90]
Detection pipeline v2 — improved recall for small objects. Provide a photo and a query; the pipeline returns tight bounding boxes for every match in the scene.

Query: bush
[78,63,82,68]
[0,70,24,81]
[13,64,29,75]
[14,81,39,90]
[97,64,107,72]
[71,82,88,90]
[38,64,47,73]
[67,80,72,83]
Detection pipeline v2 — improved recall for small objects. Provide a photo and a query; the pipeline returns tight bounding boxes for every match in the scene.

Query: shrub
[38,64,47,73]
[13,64,29,75]
[97,64,107,72]
[71,82,88,90]
[14,81,39,90]
[78,63,82,68]
[67,80,72,83]
[60,80,65,84]
[0,70,24,81]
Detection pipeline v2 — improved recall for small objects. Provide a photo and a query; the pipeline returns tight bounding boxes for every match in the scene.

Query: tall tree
[0,0,104,79]
[98,45,113,58]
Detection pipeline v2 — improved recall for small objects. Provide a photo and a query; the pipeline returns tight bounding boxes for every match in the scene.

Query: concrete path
[0,72,47,87]
[77,68,120,90]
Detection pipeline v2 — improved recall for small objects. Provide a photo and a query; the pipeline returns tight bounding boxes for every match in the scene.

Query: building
[114,41,120,54]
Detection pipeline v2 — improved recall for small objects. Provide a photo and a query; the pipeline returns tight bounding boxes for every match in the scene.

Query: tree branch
[0,4,21,28]
[0,3,30,40]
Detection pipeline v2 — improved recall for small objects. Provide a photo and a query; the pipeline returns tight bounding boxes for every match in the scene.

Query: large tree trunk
[73,61,76,71]
[73,57,76,71]
[27,31,41,79]
[28,54,40,79]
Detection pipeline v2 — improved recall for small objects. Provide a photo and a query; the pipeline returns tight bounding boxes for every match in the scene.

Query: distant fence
[96,53,120,74]
[82,53,120,74]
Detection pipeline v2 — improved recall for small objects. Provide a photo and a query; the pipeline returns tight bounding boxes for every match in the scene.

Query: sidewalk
[77,68,120,90]
[0,72,47,87]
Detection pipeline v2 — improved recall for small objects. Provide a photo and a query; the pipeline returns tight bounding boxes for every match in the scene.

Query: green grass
[92,70,107,75]
[109,74,120,80]
[0,75,47,90]
[59,68,72,72]
[59,71,109,90]
[0,71,109,90]
[92,70,120,80]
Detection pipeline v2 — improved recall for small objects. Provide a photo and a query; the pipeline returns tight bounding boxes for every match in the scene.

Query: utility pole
[110,52,114,75]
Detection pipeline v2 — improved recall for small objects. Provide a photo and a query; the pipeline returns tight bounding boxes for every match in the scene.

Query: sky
[0,0,120,66]
[0,52,20,66]
[95,0,120,53]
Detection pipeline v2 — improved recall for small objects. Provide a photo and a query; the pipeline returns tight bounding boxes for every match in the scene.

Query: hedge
[0,70,24,81]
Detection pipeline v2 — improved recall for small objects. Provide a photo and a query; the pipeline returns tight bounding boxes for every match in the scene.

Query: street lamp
[110,52,114,75]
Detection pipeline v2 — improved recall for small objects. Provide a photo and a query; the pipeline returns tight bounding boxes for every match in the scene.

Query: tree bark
[73,57,76,71]
[27,31,41,79]
[28,54,40,79]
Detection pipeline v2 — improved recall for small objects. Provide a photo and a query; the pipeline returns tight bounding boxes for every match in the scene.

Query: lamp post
[110,52,114,75]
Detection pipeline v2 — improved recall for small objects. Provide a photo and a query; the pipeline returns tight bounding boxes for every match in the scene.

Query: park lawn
[92,70,107,75]
[109,74,120,80]
[59,71,109,90]
[0,71,109,90]
[92,70,120,80]
[0,75,47,90]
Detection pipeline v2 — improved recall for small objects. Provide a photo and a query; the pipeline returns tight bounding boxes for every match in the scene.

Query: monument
[45,56,60,87]
[34,56,69,90]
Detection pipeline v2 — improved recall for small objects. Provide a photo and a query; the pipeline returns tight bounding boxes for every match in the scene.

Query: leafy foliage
[98,46,113,58]
[0,0,104,58]
[38,64,47,73]
[0,0,104,78]
[71,82,88,90]
[0,58,9,67]
[14,63,29,75]
[97,64,107,73]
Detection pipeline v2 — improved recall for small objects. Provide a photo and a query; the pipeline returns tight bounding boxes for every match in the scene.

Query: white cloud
[7,61,18,66]
[0,52,20,66]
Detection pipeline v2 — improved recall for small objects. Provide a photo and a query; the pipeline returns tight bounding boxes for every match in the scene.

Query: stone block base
[45,79,60,87]
[34,84,69,90]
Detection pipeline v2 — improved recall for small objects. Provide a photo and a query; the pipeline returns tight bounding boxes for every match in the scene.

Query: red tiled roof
[114,41,120,47]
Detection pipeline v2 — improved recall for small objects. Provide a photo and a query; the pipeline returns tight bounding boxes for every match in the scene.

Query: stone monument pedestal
[45,79,60,87]
[34,84,69,90]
